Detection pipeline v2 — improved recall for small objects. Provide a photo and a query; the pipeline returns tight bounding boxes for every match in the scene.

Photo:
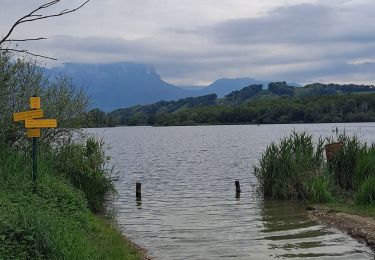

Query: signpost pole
[32,137,38,185]
[31,95,39,191]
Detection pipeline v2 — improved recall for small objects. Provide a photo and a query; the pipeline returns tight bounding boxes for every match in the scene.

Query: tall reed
[253,131,329,201]
[328,134,363,190]
[355,175,375,206]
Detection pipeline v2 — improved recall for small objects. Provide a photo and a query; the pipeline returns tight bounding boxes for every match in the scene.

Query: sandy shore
[308,206,375,250]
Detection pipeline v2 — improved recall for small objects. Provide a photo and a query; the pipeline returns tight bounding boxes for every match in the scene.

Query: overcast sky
[1,0,375,86]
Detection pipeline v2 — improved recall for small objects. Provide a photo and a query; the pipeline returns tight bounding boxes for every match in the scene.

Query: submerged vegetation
[254,131,375,207]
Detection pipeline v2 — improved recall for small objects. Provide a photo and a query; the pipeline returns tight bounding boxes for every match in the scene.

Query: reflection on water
[261,200,373,259]
[89,123,375,259]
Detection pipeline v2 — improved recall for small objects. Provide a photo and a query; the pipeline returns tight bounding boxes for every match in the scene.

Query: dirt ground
[309,207,375,250]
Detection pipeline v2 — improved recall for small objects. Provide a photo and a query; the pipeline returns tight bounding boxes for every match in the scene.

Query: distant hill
[197,78,268,97]
[94,82,375,127]
[44,62,198,111]
[44,62,278,111]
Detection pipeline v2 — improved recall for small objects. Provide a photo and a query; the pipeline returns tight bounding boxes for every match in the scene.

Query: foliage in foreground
[50,137,116,213]
[254,131,375,205]
[0,50,139,259]
[0,142,140,259]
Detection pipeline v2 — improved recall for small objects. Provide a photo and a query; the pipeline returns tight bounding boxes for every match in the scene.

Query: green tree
[0,52,89,147]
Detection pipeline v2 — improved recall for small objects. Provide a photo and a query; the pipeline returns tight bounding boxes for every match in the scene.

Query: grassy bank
[0,140,142,259]
[254,131,375,208]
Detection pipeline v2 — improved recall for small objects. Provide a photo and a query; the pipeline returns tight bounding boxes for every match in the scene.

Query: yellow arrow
[13,109,44,122]
[25,119,57,128]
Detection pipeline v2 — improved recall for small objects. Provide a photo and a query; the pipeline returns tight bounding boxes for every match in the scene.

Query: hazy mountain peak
[44,62,273,111]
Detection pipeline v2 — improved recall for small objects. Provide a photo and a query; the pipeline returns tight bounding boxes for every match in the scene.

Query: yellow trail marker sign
[27,129,41,138]
[13,96,58,188]
[25,119,57,128]
[30,97,41,109]
[13,109,44,122]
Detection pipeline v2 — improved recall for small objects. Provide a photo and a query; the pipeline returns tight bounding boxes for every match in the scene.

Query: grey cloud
[23,32,375,85]
[12,1,375,86]
[209,3,375,45]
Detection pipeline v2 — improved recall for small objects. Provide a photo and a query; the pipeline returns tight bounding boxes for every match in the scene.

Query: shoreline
[88,121,375,128]
[95,214,153,259]
[121,234,153,260]
[308,206,375,251]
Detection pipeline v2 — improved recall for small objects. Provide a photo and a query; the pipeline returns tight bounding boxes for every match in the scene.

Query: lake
[89,123,375,259]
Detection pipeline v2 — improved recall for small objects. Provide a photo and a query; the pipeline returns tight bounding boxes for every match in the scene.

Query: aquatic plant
[308,170,334,203]
[253,131,327,201]
[355,175,375,206]
[353,146,375,190]
[328,134,363,190]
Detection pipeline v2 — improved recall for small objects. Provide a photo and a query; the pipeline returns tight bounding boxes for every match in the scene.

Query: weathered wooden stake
[235,181,241,194]
[136,182,142,200]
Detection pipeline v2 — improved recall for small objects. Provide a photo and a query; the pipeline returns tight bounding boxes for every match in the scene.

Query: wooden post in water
[136,182,142,200]
[235,181,241,195]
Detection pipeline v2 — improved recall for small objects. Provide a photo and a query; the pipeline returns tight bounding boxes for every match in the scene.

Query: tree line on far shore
[84,82,375,127]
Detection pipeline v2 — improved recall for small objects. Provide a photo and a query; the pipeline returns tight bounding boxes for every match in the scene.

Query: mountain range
[44,62,279,111]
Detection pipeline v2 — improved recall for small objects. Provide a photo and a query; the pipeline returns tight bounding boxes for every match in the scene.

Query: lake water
[89,123,375,259]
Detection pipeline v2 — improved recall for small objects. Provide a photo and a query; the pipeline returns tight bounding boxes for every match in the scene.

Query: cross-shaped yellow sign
[13,97,57,138]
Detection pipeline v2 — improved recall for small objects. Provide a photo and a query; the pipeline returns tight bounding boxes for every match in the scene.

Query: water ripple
[88,123,375,259]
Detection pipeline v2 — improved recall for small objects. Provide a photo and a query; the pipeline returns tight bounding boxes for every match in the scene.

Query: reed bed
[254,131,375,206]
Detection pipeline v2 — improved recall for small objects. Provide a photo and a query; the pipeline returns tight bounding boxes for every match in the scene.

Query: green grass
[314,202,375,219]
[355,175,375,206]
[89,216,141,260]
[0,142,142,260]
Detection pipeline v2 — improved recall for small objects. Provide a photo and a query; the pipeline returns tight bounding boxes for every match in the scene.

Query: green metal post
[32,137,38,186]
[31,94,38,190]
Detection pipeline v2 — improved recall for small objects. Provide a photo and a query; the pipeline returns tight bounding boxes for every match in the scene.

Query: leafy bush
[0,51,89,149]
[253,131,327,200]
[51,137,115,213]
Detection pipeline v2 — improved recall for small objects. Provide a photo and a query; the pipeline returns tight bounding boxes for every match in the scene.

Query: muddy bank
[309,207,375,250]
